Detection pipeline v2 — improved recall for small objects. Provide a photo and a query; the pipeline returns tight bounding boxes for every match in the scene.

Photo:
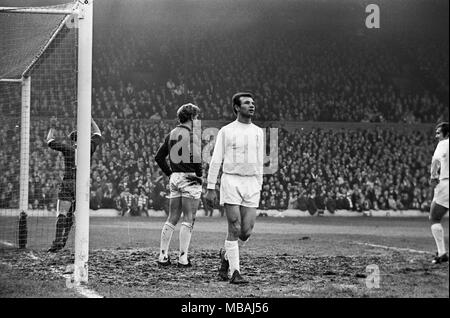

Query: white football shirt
[431,138,449,180]
[207,120,264,190]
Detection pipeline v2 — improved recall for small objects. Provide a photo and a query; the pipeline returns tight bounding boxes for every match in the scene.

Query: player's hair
[436,122,449,138]
[232,92,254,115]
[177,103,200,124]
[68,130,77,142]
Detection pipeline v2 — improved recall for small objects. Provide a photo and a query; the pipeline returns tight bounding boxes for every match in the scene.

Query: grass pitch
[1,215,448,298]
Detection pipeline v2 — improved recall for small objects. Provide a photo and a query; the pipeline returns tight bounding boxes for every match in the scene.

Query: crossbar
[0,78,23,82]
[0,7,77,15]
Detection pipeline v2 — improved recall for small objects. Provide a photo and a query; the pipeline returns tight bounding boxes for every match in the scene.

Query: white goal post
[0,1,93,284]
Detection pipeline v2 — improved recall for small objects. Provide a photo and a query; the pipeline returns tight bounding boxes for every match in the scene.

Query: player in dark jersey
[46,118,102,252]
[155,103,202,267]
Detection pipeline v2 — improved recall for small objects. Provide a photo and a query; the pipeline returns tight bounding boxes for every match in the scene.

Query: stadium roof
[0,3,75,80]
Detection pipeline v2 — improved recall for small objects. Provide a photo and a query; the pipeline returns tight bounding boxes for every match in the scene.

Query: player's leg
[158,174,183,265]
[217,174,247,283]
[48,199,71,252]
[238,175,260,247]
[61,201,75,248]
[61,182,76,248]
[158,196,182,265]
[430,179,449,264]
[430,202,449,264]
[178,196,199,266]
[202,195,211,216]
[177,174,202,267]
[239,206,257,246]
[222,204,248,284]
[224,203,241,269]
[226,188,259,283]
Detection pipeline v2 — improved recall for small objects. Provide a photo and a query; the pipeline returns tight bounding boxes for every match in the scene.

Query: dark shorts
[59,179,75,202]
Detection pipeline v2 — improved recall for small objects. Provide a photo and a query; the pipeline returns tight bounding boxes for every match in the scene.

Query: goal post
[0,0,93,284]
[19,76,31,249]
[74,0,93,284]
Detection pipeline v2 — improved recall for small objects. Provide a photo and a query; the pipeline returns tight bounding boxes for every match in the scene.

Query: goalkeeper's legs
[61,202,75,248]
[48,199,72,252]
[158,196,182,265]
[178,197,200,267]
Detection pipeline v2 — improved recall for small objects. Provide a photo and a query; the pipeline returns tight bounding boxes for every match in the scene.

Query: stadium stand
[0,0,447,214]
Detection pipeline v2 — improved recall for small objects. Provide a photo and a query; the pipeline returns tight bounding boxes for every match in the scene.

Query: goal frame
[0,0,94,284]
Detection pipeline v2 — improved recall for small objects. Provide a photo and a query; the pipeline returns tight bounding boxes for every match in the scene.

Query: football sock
[179,222,193,264]
[431,223,446,256]
[159,222,175,262]
[225,240,239,277]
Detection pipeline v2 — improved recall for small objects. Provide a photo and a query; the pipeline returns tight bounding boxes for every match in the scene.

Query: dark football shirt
[155,125,202,177]
[48,134,102,180]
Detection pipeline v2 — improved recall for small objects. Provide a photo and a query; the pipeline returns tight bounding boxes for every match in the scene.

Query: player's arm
[91,118,101,137]
[185,157,204,185]
[430,157,440,188]
[430,143,442,188]
[193,132,203,178]
[46,118,70,152]
[46,116,57,145]
[46,127,56,145]
[90,118,103,154]
[206,128,225,190]
[155,134,172,177]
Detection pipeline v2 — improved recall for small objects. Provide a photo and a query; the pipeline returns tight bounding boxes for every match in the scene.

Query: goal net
[0,3,79,251]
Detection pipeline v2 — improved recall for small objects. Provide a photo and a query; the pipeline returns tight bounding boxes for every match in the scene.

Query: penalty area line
[353,242,430,255]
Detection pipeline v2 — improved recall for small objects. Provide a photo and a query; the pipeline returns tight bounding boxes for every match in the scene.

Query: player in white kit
[429,122,449,264]
[206,92,264,284]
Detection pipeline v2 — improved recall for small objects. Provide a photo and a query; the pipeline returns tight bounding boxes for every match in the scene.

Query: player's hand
[205,189,217,206]
[430,178,439,189]
[186,175,203,185]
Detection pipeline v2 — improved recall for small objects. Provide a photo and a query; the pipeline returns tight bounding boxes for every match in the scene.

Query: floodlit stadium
[0,0,448,299]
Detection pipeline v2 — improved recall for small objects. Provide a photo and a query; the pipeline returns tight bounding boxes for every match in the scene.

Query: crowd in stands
[0,118,437,215]
[2,1,447,124]
[0,0,447,214]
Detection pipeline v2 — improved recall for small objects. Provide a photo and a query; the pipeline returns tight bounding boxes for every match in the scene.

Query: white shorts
[168,172,202,200]
[433,179,449,209]
[220,173,261,208]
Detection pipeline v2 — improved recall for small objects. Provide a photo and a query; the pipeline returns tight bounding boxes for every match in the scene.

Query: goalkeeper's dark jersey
[48,134,102,180]
[155,125,202,177]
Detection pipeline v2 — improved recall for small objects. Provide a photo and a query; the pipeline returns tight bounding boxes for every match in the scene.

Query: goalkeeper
[155,103,202,267]
[46,117,102,253]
